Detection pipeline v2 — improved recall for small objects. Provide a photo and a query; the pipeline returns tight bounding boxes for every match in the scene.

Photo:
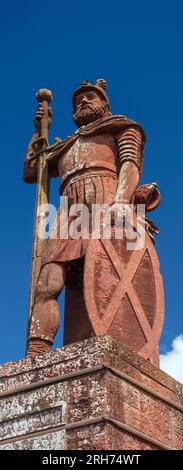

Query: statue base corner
[0,335,182,450]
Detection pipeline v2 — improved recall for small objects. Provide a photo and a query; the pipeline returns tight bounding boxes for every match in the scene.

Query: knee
[36,263,66,299]
[47,264,66,296]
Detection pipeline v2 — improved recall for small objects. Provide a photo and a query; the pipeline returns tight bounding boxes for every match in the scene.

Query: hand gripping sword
[26,88,53,352]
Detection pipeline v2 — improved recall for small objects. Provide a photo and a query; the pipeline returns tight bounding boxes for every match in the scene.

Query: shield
[84,233,164,364]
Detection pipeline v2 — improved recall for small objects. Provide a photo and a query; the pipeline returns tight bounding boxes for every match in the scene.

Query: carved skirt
[41,171,117,266]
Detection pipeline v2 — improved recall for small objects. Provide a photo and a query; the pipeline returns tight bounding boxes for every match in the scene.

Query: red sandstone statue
[24,80,164,365]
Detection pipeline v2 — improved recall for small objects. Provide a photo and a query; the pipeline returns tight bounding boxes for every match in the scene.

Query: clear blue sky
[0,0,182,364]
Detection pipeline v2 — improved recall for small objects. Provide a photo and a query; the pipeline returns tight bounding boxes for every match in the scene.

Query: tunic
[42,134,120,265]
[24,115,146,267]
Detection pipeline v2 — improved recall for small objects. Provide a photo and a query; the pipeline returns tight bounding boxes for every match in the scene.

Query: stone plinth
[0,335,182,450]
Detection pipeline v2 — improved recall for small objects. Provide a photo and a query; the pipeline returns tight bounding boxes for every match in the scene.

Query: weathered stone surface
[67,372,107,423]
[0,382,66,421]
[0,336,182,450]
[0,406,64,440]
[1,335,182,394]
[105,373,173,445]
[67,423,109,450]
[0,430,65,450]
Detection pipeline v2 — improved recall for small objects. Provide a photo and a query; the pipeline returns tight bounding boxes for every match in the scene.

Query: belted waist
[60,162,118,194]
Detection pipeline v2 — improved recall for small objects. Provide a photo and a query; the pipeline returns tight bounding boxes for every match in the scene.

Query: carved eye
[87,93,95,100]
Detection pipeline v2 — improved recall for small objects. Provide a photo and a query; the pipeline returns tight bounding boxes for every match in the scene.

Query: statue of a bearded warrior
[24,80,164,365]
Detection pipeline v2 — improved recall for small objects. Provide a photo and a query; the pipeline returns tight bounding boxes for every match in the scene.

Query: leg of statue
[26,262,66,358]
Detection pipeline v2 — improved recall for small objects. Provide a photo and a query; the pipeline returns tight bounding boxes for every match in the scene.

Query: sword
[26,88,53,352]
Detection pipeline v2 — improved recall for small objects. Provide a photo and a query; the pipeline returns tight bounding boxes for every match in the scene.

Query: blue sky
[0,0,183,368]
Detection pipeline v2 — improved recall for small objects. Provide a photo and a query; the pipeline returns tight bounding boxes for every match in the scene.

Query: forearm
[114,161,139,203]
[114,126,144,203]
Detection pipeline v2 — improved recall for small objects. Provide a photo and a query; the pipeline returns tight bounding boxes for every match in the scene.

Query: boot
[26,338,52,358]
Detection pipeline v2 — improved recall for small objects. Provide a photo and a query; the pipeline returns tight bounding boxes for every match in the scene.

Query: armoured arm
[23,103,59,183]
[114,127,144,204]
[23,132,39,183]
[23,133,59,183]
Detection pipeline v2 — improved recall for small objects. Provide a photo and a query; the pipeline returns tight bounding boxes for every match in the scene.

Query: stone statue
[24,80,164,365]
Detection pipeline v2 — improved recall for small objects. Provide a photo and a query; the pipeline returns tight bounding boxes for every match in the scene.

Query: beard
[73,102,110,127]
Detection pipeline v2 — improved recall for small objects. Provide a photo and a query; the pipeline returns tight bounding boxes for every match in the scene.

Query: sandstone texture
[0,335,182,450]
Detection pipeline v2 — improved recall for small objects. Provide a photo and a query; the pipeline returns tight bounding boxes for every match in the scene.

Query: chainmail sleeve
[116,126,144,177]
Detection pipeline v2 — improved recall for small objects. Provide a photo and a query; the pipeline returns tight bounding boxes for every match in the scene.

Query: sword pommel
[36,88,53,103]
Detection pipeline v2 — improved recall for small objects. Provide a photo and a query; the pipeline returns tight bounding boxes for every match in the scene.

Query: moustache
[79,103,93,110]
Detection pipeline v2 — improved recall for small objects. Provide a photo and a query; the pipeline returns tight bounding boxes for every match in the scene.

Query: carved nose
[81,97,88,104]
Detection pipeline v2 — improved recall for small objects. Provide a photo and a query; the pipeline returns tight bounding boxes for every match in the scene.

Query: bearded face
[73,91,110,127]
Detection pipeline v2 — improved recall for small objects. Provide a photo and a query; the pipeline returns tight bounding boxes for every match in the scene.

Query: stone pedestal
[0,335,182,450]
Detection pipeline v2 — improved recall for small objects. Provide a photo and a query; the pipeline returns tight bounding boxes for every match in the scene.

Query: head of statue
[72,79,111,127]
